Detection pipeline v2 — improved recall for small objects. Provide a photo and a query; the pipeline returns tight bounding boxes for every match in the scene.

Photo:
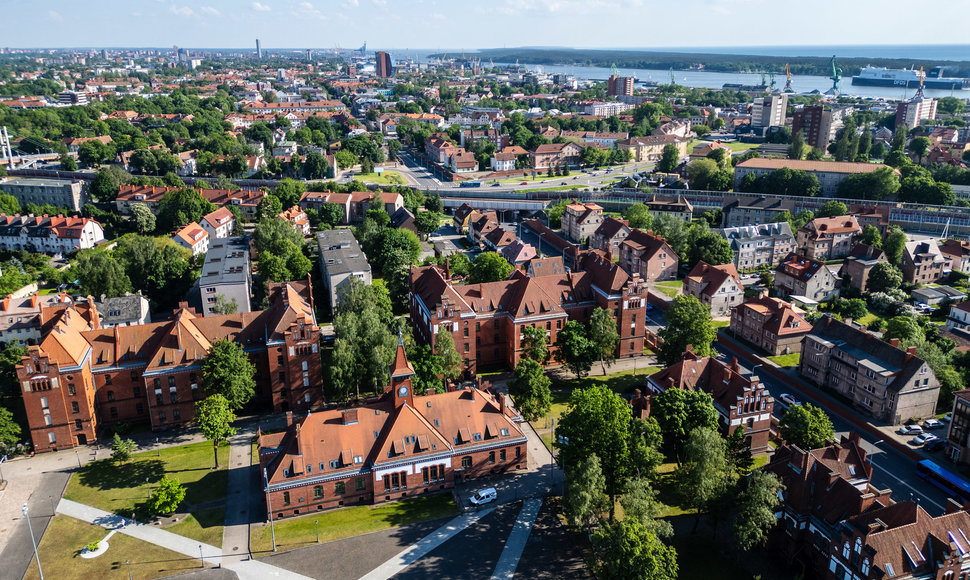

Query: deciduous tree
[508,358,552,421]
[469,252,513,284]
[521,325,550,363]
[554,320,596,378]
[149,475,186,515]
[657,295,717,366]
[434,327,463,385]
[779,403,835,450]
[201,339,257,410]
[733,470,784,551]
[564,453,608,528]
[591,519,678,580]
[195,394,236,469]
[867,262,903,293]
[589,307,620,374]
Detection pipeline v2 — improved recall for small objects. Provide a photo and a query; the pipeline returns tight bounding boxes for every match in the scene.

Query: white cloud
[200,6,221,16]
[48,10,63,22]
[344,0,359,6]
[251,1,272,11]
[296,2,324,19]
[170,5,195,17]
[372,0,386,5]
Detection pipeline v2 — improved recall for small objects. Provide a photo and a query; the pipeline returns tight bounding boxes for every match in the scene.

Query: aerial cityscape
[3,3,970,580]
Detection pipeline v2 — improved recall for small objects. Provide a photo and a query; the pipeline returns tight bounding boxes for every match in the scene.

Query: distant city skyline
[2,0,969,53]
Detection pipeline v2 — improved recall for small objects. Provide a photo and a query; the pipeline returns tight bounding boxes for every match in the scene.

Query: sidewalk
[222,429,257,566]
[57,498,312,580]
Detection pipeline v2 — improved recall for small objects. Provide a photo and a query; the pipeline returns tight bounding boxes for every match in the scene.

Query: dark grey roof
[198,237,250,286]
[809,316,930,394]
[317,230,370,277]
[96,294,149,324]
[389,207,415,229]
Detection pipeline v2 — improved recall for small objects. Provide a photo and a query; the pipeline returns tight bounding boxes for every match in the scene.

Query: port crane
[783,63,794,92]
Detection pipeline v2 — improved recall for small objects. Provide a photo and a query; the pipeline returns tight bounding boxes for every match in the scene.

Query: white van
[469,488,497,506]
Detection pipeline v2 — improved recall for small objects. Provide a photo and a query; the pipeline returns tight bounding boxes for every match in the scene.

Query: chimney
[905,346,917,363]
[295,422,302,455]
[499,393,507,415]
[729,356,740,374]
[341,408,358,425]
[426,388,436,396]
[889,338,900,348]
[285,411,294,427]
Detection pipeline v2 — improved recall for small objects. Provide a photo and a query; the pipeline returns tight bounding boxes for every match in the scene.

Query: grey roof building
[94,294,151,327]
[0,177,87,212]
[192,237,252,316]
[317,229,372,311]
[800,316,940,424]
[719,222,795,271]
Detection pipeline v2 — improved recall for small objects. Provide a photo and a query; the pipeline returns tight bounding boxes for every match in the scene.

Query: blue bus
[459,180,482,188]
[916,459,970,501]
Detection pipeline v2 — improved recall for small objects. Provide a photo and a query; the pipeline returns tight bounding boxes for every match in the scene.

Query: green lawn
[64,440,230,521]
[712,320,730,328]
[357,171,405,185]
[522,185,589,192]
[857,312,881,327]
[654,280,682,299]
[655,463,694,518]
[24,515,208,580]
[668,533,752,580]
[767,353,801,367]
[165,506,225,546]
[250,493,458,554]
[496,174,571,184]
[689,141,760,153]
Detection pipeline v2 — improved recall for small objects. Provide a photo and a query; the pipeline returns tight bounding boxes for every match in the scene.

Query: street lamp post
[126,559,132,580]
[23,503,44,580]
[48,495,55,516]
[75,449,81,469]
[315,520,319,543]
[199,544,204,568]
[264,468,277,552]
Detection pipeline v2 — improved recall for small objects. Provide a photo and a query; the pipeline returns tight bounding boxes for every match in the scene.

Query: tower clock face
[398,385,409,397]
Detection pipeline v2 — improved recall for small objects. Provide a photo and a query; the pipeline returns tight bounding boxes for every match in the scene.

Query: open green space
[23,515,207,580]
[654,281,683,299]
[356,171,405,185]
[64,440,230,521]
[522,185,589,193]
[655,463,695,518]
[668,532,752,580]
[689,141,760,154]
[767,353,801,367]
[856,312,882,327]
[165,506,225,546]
[712,320,730,328]
[495,174,574,185]
[250,493,459,553]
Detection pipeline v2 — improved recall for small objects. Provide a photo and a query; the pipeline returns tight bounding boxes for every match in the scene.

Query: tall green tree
[589,307,620,375]
[816,200,848,218]
[908,136,931,164]
[73,252,132,298]
[591,519,678,580]
[434,327,463,385]
[330,304,396,400]
[860,224,882,248]
[657,295,717,366]
[156,188,217,233]
[129,202,156,234]
[508,358,552,421]
[110,433,137,464]
[469,252,513,284]
[201,339,257,410]
[779,403,835,450]
[623,203,654,230]
[867,262,903,293]
[656,144,680,173]
[554,320,597,378]
[91,166,133,201]
[788,130,806,160]
[677,427,737,531]
[521,325,550,363]
[733,470,784,551]
[883,227,908,266]
[149,475,186,515]
[195,394,236,469]
[563,453,608,529]
[621,477,673,538]
[651,388,718,458]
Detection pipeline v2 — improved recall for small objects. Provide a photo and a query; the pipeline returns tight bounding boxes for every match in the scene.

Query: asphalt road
[713,339,952,515]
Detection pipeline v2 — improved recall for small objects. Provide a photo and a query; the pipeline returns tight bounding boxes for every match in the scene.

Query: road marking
[490,498,543,580]
[359,507,496,580]
[867,455,945,512]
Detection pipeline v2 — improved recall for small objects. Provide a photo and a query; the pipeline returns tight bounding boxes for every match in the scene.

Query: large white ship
[852,66,970,90]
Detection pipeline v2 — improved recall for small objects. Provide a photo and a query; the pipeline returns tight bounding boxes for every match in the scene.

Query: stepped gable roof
[686,261,740,297]
[593,216,630,240]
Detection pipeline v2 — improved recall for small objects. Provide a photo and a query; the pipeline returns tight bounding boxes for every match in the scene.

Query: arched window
[854,537,862,553]
[842,542,850,559]
[861,558,870,575]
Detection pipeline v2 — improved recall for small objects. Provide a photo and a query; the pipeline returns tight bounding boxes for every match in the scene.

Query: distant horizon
[3,1,969,51]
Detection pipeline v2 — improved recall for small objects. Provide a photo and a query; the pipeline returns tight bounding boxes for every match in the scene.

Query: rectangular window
[68,384,76,395]
[131,371,139,381]
[159,411,166,422]
[133,386,141,397]
[384,474,391,492]
[279,372,286,382]
[48,432,56,444]
[500,449,506,461]
[136,403,143,415]
[110,407,118,419]
[170,392,178,404]
[71,401,79,414]
[423,467,430,484]
[75,419,83,430]
[156,394,163,406]
[335,481,345,495]
[173,409,181,420]
[314,485,323,499]
[107,390,115,402]
[356,477,365,491]
[488,451,496,464]
[104,374,112,385]
[283,491,291,505]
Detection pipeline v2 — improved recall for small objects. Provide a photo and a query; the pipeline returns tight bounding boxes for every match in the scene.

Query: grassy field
[23,515,207,580]
[856,312,881,327]
[712,320,730,328]
[250,493,458,554]
[64,441,230,520]
[523,185,589,193]
[496,174,572,184]
[356,171,406,185]
[655,463,694,518]
[768,353,801,367]
[165,507,225,546]
[689,141,760,154]
[654,280,683,299]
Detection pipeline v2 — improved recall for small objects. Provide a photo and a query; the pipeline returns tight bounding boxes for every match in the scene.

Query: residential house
[18,281,322,452]
[171,222,209,256]
[616,135,687,163]
[848,204,891,235]
[689,140,731,161]
[459,129,510,151]
[589,217,631,256]
[61,135,112,154]
[483,227,516,252]
[947,301,970,332]
[945,389,970,464]
[257,343,527,518]
[449,150,478,174]
[192,238,252,316]
[774,253,839,302]
[425,137,457,165]
[201,207,235,240]
[797,216,862,261]
[278,206,311,237]
[561,202,604,244]
[501,240,537,266]
[619,230,679,282]
[453,204,476,234]
[902,239,947,284]
[800,316,940,424]
[730,292,812,355]
[93,294,151,328]
[0,214,104,254]
[684,261,744,317]
[721,196,796,228]
[468,211,500,247]
[409,250,648,374]
[641,196,694,223]
[940,239,970,273]
[840,243,887,293]
[0,293,73,345]
[0,178,87,212]
[389,207,417,235]
[720,222,795,271]
[529,142,582,170]
[317,230,372,312]
[646,350,773,453]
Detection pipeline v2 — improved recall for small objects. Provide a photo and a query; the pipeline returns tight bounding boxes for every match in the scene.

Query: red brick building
[729,292,812,356]
[618,230,679,282]
[646,349,773,453]
[409,250,648,374]
[18,282,322,453]
[257,340,527,518]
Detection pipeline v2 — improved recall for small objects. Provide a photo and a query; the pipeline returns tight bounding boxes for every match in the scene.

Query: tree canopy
[657,295,717,366]
[778,403,834,450]
[201,339,257,410]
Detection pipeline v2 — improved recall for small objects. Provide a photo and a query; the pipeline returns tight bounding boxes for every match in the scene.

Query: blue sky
[2,0,969,51]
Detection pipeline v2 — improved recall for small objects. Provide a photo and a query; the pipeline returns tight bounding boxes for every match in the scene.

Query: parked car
[491,182,501,187]
[899,424,924,435]
[469,488,497,506]
[520,182,529,185]
[923,419,945,430]
[778,393,800,406]
[912,433,939,446]
[924,439,947,452]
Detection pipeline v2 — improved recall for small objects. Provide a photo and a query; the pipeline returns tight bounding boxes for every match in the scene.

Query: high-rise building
[607,75,634,97]
[896,96,937,130]
[751,94,788,128]
[256,38,262,60]
[791,105,836,151]
[375,51,392,77]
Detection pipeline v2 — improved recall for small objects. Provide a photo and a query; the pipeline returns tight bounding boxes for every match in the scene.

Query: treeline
[468,48,970,78]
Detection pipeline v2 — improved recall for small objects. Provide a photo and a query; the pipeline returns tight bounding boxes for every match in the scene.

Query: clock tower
[388,333,415,408]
